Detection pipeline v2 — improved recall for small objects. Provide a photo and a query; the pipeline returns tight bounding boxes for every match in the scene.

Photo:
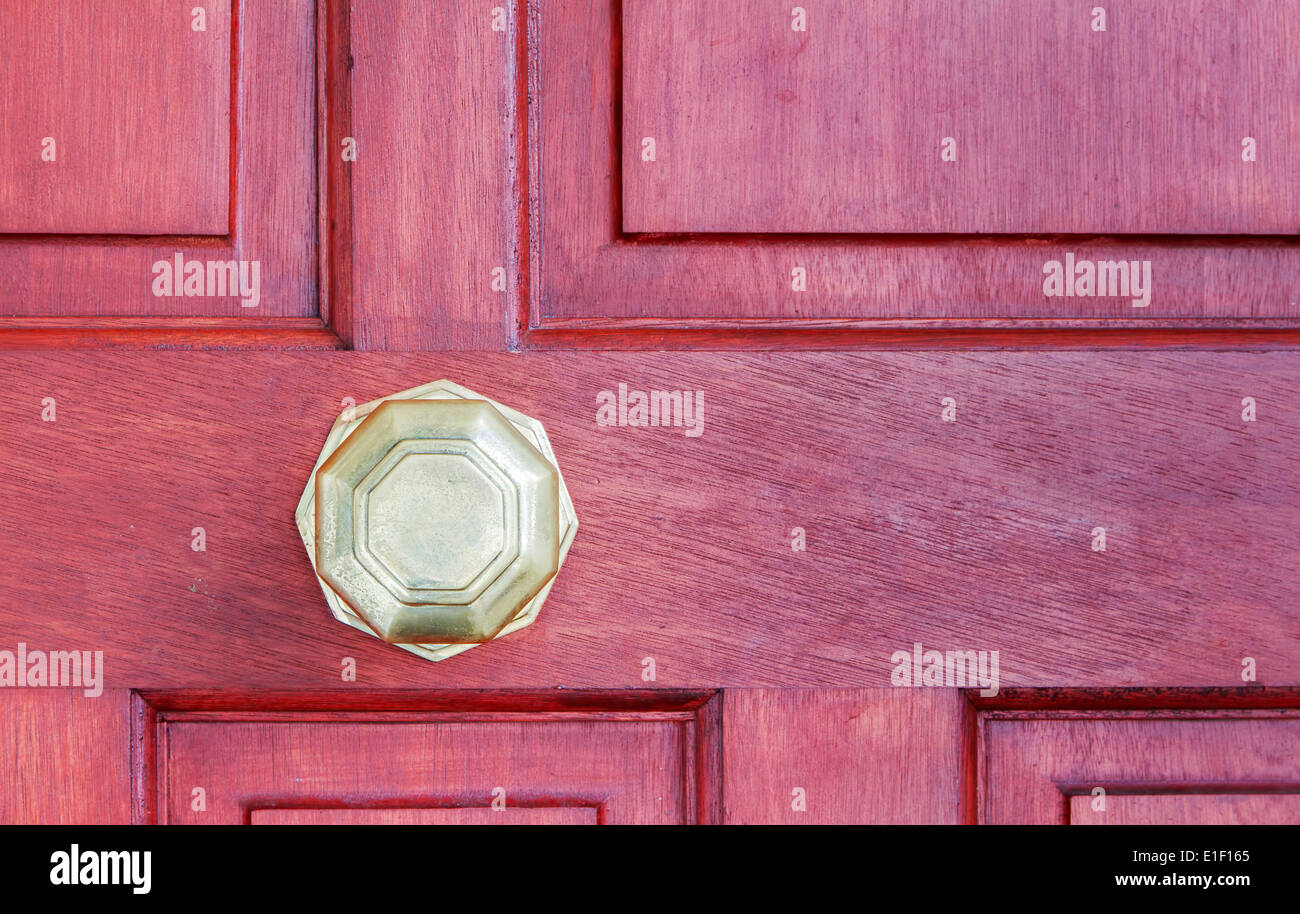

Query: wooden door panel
[3,350,1297,689]
[0,0,317,323]
[530,0,1300,336]
[5,690,1297,824]
[980,712,1300,824]
[252,807,597,824]
[0,0,231,235]
[137,691,718,824]
[5,0,1297,345]
[623,0,1299,235]
[720,689,965,824]
[2,687,966,825]
[162,721,684,824]
[1070,793,1300,825]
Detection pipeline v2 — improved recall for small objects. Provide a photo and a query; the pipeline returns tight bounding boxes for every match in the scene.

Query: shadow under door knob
[295,380,578,662]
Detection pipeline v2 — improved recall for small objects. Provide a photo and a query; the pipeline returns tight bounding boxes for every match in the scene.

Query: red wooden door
[980,710,1300,824]
[1,0,1297,827]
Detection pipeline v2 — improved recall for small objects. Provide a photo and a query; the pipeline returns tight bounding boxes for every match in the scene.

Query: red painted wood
[8,0,1296,344]
[3,350,1296,689]
[721,689,966,824]
[0,317,341,350]
[979,711,1300,823]
[0,691,132,825]
[1,0,1297,828]
[135,689,715,714]
[969,686,1300,712]
[252,807,597,824]
[326,0,518,349]
[0,0,317,320]
[125,690,721,825]
[534,0,1300,328]
[1070,793,1300,825]
[520,323,1300,352]
[623,0,1300,234]
[154,714,698,824]
[0,0,231,235]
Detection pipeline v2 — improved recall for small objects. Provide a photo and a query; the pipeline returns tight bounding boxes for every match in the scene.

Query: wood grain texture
[3,350,1295,689]
[157,716,694,824]
[0,0,231,235]
[521,323,1300,352]
[721,689,966,823]
[623,0,1300,234]
[132,689,720,824]
[0,690,132,824]
[1070,793,1300,825]
[0,0,316,319]
[980,712,1300,823]
[534,0,1300,327]
[136,689,715,714]
[252,807,597,823]
[969,686,1300,711]
[0,317,341,350]
[330,0,516,349]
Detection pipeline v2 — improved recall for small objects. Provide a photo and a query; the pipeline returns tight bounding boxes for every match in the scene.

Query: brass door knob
[296,380,578,662]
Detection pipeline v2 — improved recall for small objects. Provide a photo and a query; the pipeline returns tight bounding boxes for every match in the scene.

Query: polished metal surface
[296,380,578,662]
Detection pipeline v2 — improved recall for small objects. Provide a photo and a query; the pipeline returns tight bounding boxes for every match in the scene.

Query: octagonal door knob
[296,380,578,662]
